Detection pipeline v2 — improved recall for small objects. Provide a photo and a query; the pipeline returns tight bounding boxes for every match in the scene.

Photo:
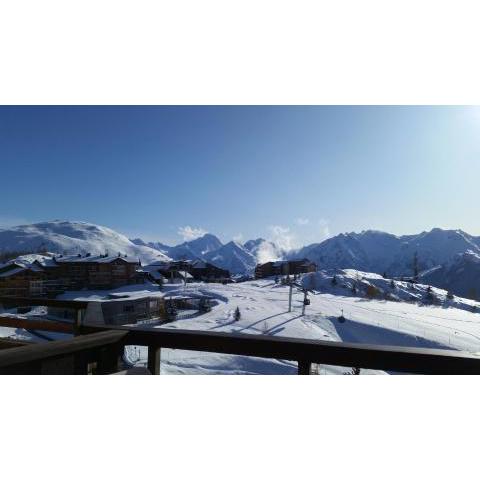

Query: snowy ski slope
[123,279,480,374]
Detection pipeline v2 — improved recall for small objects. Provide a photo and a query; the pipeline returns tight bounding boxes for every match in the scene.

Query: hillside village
[1,220,480,375]
[1,221,480,308]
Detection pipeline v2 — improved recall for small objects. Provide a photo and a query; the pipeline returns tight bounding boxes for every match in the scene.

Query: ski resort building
[0,254,144,297]
[0,262,46,297]
[145,260,230,285]
[47,294,165,325]
[45,254,142,290]
[254,259,317,279]
[189,260,231,282]
[0,253,231,299]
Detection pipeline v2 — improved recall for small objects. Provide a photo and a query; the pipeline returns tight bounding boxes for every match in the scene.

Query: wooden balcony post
[148,346,161,375]
[298,360,311,375]
[74,309,84,337]
[97,343,123,374]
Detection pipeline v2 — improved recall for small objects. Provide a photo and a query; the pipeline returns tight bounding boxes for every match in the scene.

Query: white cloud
[177,226,208,241]
[296,217,310,226]
[233,233,244,243]
[256,241,281,263]
[318,219,331,239]
[268,225,297,251]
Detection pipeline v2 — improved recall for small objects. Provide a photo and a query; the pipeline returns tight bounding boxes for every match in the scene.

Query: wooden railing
[1,296,480,375]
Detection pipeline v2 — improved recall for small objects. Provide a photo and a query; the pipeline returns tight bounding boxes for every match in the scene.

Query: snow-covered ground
[124,278,480,374]
[3,276,480,375]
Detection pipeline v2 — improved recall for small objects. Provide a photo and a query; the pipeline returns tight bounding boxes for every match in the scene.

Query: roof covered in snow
[54,254,139,264]
[0,266,26,278]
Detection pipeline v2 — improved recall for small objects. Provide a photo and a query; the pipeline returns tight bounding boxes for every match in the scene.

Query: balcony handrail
[0,330,127,374]
[84,323,480,375]
[1,296,480,375]
[0,296,89,310]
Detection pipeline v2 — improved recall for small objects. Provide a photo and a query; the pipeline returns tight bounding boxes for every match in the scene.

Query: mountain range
[134,227,480,296]
[1,220,480,298]
[292,228,480,277]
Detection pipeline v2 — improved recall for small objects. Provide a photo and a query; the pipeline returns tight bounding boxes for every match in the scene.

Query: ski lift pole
[288,281,293,313]
[302,290,307,316]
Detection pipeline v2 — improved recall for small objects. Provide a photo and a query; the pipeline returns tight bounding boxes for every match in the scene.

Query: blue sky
[0,106,479,247]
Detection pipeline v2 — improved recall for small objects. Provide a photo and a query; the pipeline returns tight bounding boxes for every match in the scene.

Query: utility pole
[302,290,307,316]
[289,280,314,315]
[288,280,293,312]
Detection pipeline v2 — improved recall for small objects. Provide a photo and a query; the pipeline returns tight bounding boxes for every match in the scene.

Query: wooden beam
[81,323,480,375]
[0,330,127,370]
[0,315,74,334]
[0,296,89,309]
[0,338,33,350]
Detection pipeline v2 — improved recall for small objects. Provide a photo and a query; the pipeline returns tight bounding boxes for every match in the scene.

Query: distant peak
[201,233,220,240]
[225,240,243,248]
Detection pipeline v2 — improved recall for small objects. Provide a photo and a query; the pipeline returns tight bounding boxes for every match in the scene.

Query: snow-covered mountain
[301,268,478,313]
[293,228,480,277]
[132,233,224,261]
[167,233,223,261]
[421,250,480,300]
[130,238,171,256]
[5,222,480,287]
[0,221,171,265]
[389,228,480,275]
[205,241,257,275]
[133,233,280,274]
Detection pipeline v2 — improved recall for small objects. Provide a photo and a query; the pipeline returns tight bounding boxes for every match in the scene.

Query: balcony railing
[1,296,480,375]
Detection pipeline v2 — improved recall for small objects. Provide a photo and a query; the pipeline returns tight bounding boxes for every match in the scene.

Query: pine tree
[390,279,396,289]
[425,288,435,304]
[468,288,478,301]
[165,300,177,321]
[366,284,378,298]
[234,306,241,321]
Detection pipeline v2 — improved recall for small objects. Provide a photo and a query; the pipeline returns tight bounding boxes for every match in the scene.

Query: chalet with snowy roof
[143,263,193,285]
[48,254,143,290]
[0,253,144,297]
[190,260,230,282]
[0,262,46,297]
[254,259,317,279]
[145,259,230,284]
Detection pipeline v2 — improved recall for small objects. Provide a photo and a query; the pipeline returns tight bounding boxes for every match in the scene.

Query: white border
[1,1,479,478]
[1,0,480,104]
